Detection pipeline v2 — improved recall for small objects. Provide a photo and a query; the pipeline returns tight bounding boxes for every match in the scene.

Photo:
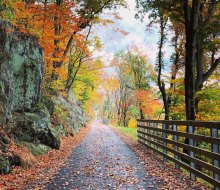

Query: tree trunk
[140,108,145,120]
[183,0,200,159]
[195,40,204,113]
[123,111,127,127]
[194,0,219,113]
[168,50,179,119]
[64,65,80,93]
[157,16,169,120]
[51,0,63,80]
[183,0,200,121]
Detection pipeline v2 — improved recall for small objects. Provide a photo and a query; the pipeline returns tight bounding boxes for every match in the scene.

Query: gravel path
[46,121,157,190]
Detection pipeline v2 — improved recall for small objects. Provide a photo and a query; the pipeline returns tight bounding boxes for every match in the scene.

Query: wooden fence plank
[138,139,220,188]
[138,130,220,160]
[138,125,220,145]
[137,120,220,189]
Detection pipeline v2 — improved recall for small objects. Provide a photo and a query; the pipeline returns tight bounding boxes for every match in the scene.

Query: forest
[0,0,219,125]
[0,0,219,189]
[102,0,220,126]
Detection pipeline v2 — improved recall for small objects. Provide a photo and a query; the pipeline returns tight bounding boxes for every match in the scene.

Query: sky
[92,0,173,75]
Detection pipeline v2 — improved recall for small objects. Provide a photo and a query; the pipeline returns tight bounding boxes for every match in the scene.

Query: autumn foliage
[6,1,83,80]
[0,127,90,189]
[136,90,161,117]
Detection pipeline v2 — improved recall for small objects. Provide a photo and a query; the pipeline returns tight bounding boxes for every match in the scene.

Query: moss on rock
[0,156,10,174]
[20,141,51,156]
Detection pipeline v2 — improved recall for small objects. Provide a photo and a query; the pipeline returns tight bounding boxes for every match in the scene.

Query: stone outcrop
[52,92,86,132]
[0,19,44,120]
[0,19,86,174]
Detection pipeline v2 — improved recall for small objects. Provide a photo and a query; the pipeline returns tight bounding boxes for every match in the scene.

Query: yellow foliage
[128,118,137,128]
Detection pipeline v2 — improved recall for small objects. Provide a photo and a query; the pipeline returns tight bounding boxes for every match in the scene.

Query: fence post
[211,127,220,190]
[137,121,140,141]
[172,124,180,170]
[144,121,146,145]
[188,125,196,181]
[147,122,151,147]
[154,123,158,152]
[144,122,146,144]
[141,121,144,143]
[162,123,167,162]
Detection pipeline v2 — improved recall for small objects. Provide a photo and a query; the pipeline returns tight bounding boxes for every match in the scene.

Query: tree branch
[60,0,115,67]
[203,57,220,83]
[203,0,217,27]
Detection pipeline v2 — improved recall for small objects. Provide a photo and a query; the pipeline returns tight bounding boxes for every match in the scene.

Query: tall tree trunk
[183,0,200,159]
[64,63,81,93]
[183,0,200,121]
[51,0,63,80]
[167,52,179,119]
[157,16,169,120]
[195,40,204,113]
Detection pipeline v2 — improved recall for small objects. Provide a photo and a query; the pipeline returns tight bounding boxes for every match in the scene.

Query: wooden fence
[137,120,220,189]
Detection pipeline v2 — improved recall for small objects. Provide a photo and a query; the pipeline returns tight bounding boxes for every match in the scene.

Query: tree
[4,0,125,86]
[136,0,176,120]
[125,47,155,119]
[136,0,220,121]
[183,0,201,120]
[113,61,134,126]
[64,24,103,93]
[51,0,126,76]
[194,1,220,114]
[111,48,157,123]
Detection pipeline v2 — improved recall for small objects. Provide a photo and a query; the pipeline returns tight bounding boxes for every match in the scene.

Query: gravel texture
[46,121,158,190]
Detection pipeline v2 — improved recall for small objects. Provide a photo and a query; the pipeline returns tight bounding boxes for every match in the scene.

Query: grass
[112,125,138,140]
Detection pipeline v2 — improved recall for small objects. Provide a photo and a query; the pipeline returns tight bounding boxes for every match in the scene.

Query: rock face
[0,19,86,174]
[12,110,61,149]
[52,93,86,132]
[0,19,44,119]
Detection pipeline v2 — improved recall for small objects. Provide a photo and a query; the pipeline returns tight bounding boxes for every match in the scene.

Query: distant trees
[101,47,161,126]
[125,47,156,119]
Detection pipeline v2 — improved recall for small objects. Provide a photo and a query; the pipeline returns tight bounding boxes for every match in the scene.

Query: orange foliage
[9,0,87,79]
[136,90,162,117]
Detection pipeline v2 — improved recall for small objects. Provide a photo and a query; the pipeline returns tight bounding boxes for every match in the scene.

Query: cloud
[92,0,174,74]
[95,49,114,67]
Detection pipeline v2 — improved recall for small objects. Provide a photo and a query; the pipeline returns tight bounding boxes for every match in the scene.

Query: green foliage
[196,87,220,121]
[76,0,126,19]
[113,125,137,140]
[196,88,220,101]
[54,105,69,121]
[113,48,156,91]
[128,106,140,118]
[0,0,15,21]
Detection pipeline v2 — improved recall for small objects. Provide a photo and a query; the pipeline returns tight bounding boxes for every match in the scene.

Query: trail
[46,121,157,190]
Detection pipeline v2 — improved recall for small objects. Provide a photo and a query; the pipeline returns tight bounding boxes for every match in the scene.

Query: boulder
[12,111,60,149]
[0,19,60,150]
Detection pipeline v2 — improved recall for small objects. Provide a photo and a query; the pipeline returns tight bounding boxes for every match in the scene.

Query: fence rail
[137,119,220,189]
